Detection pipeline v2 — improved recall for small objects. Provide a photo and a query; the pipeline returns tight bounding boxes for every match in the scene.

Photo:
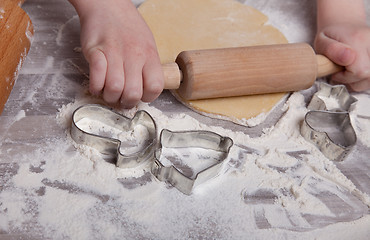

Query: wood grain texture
[163,43,342,100]
[0,0,33,114]
[316,54,343,78]
[175,43,318,100]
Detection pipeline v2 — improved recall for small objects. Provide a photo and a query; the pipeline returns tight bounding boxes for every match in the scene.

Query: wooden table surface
[1,0,369,239]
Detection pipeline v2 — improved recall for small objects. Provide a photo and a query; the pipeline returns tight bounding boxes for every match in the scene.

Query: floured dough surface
[139,0,288,123]
[188,93,288,120]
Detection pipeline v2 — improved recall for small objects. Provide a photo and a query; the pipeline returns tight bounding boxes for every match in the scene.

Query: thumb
[315,32,356,67]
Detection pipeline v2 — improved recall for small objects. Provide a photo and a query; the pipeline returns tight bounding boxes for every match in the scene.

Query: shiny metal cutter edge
[151,129,233,195]
[308,82,357,112]
[301,110,357,161]
[301,83,357,161]
[71,104,157,168]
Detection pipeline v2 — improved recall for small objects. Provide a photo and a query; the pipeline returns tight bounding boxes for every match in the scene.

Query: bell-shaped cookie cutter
[151,129,233,195]
[301,83,357,161]
[71,104,157,168]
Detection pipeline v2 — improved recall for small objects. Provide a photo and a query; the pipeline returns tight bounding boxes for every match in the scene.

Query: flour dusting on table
[1,86,369,239]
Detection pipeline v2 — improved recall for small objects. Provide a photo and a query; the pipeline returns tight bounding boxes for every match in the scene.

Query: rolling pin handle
[316,54,344,78]
[162,62,182,89]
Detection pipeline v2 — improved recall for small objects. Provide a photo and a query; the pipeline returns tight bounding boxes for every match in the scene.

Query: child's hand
[314,24,370,92]
[70,0,164,108]
[315,0,370,92]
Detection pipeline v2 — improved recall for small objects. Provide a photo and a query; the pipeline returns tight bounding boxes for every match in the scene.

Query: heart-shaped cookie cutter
[71,104,157,168]
[301,83,357,161]
[151,129,233,195]
[301,110,357,161]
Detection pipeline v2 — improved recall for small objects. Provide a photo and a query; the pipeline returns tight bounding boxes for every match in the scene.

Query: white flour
[56,15,79,46]
[1,87,369,239]
[159,147,225,179]
[317,95,341,110]
[75,117,151,155]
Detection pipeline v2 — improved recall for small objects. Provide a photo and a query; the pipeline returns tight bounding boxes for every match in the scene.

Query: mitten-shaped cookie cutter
[301,83,357,161]
[151,129,233,195]
[71,104,157,168]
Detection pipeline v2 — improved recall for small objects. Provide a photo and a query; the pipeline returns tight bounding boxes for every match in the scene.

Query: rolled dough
[138,0,288,124]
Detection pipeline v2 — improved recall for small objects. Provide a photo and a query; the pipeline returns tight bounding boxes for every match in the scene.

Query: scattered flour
[75,117,151,155]
[317,95,341,110]
[25,21,34,42]
[56,15,79,46]
[350,92,370,148]
[10,47,29,91]
[7,18,34,95]
[13,110,26,121]
[1,87,369,239]
[159,147,225,179]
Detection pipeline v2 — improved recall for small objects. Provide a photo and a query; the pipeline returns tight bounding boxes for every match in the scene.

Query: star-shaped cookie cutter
[301,83,358,161]
[71,104,157,168]
[151,129,233,195]
[307,82,357,112]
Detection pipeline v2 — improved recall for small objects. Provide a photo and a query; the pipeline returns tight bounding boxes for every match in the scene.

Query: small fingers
[86,48,126,104]
[331,71,359,85]
[142,57,164,103]
[86,48,107,96]
[86,46,163,108]
[315,32,356,67]
[119,61,164,108]
[347,79,370,92]
[120,61,143,108]
[331,71,370,92]
[316,26,370,92]
[103,53,125,104]
[330,51,370,90]
[331,78,370,92]
[120,48,164,108]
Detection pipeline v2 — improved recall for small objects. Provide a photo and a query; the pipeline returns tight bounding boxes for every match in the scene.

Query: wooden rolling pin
[0,0,33,114]
[162,43,343,100]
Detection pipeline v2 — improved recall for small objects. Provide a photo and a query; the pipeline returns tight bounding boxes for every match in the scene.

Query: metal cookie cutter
[301,83,357,161]
[151,129,233,195]
[307,82,357,112]
[71,104,157,168]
